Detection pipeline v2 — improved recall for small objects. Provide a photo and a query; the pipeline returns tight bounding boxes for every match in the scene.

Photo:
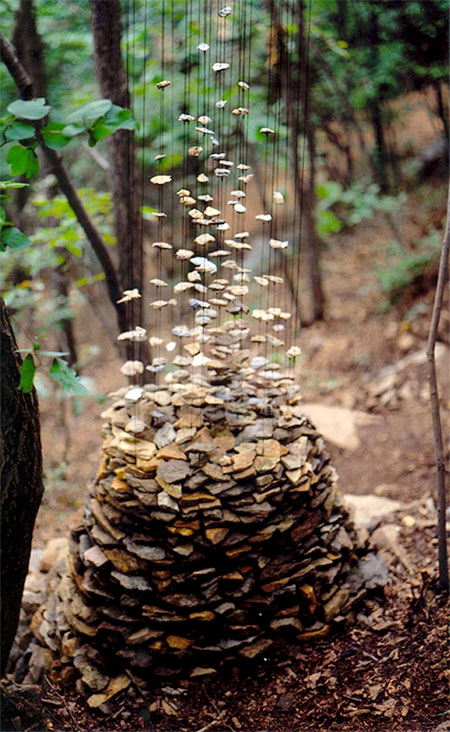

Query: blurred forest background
[0,0,448,544]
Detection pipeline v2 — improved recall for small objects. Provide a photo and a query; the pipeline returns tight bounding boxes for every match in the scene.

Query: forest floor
[4,179,450,732]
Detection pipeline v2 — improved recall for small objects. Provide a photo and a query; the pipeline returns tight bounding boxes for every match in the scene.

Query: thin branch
[0,31,126,334]
[426,188,450,594]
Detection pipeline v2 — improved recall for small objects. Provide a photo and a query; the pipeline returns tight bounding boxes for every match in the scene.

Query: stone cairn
[17,351,374,702]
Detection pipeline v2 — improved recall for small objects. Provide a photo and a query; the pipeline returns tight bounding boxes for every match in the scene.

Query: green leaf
[49,358,87,395]
[5,121,35,141]
[66,99,112,124]
[0,180,29,190]
[0,206,5,227]
[103,105,136,131]
[61,123,85,138]
[6,146,38,178]
[41,122,71,149]
[7,98,51,120]
[1,226,32,250]
[90,121,114,142]
[19,354,36,393]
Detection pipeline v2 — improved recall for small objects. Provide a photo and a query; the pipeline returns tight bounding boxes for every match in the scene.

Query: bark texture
[0,297,44,675]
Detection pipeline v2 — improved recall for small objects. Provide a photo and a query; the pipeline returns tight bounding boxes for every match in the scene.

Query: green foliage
[316,179,407,236]
[376,229,442,304]
[19,353,36,393]
[16,341,87,395]
[7,98,51,120]
[1,97,136,189]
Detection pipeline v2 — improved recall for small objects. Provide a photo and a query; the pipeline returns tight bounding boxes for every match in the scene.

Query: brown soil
[7,179,449,731]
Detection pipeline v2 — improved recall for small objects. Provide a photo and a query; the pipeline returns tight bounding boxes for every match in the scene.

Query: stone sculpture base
[14,378,376,703]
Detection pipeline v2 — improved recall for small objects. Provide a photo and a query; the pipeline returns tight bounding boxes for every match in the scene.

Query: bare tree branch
[426,188,450,594]
[0,31,127,336]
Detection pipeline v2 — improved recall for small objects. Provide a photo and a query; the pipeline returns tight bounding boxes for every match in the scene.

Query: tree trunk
[0,296,44,675]
[305,127,325,322]
[89,0,148,368]
[11,0,79,368]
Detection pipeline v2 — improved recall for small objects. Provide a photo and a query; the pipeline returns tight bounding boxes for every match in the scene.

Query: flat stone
[110,571,153,592]
[157,459,190,484]
[81,664,109,692]
[324,589,350,622]
[87,674,131,708]
[190,667,217,677]
[270,617,303,632]
[149,390,172,406]
[256,439,286,459]
[189,610,215,621]
[156,443,188,461]
[83,545,108,567]
[104,548,141,573]
[239,638,273,659]
[205,527,229,544]
[124,540,166,561]
[232,450,255,472]
[175,427,198,443]
[282,453,303,471]
[254,456,279,473]
[127,627,164,644]
[202,462,225,481]
[157,491,179,512]
[136,456,161,472]
[166,635,193,650]
[154,423,176,448]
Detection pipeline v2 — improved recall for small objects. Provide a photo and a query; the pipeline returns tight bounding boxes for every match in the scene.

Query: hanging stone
[188,146,203,156]
[255,214,272,222]
[260,127,275,134]
[212,62,230,72]
[150,175,172,184]
[120,361,144,377]
[116,288,141,303]
[216,100,227,108]
[197,42,210,52]
[214,168,230,177]
[238,81,250,90]
[218,6,232,17]
[197,173,209,183]
[269,238,289,250]
[178,113,195,122]
[156,80,171,89]
[149,278,168,287]
[175,249,194,260]
[152,241,173,250]
[273,190,285,204]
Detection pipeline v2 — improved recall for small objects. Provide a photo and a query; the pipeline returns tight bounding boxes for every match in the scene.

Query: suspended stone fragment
[152,241,173,250]
[188,146,203,156]
[232,107,249,116]
[239,173,254,183]
[195,233,215,245]
[149,336,163,347]
[212,63,230,72]
[234,203,246,214]
[273,191,284,204]
[214,168,230,177]
[120,360,144,377]
[176,248,195,260]
[238,81,250,90]
[116,288,141,304]
[174,282,194,293]
[156,80,171,89]
[287,346,302,359]
[216,100,227,108]
[260,127,275,134]
[149,278,168,287]
[117,327,147,342]
[269,238,289,250]
[150,175,172,184]
[195,126,215,135]
[255,214,272,222]
[197,42,210,52]
[197,173,209,183]
[191,257,217,274]
[178,113,195,122]
[188,208,203,219]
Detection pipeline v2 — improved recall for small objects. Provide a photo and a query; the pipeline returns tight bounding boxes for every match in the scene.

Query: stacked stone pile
[22,371,374,689]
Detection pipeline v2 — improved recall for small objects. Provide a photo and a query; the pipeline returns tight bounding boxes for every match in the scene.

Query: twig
[82,140,110,171]
[195,720,220,732]
[43,676,83,732]
[426,187,450,594]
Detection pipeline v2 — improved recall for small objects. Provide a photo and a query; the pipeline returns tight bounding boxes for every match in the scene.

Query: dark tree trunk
[0,296,43,675]
[11,0,46,219]
[89,0,148,368]
[11,0,79,368]
[434,81,449,141]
